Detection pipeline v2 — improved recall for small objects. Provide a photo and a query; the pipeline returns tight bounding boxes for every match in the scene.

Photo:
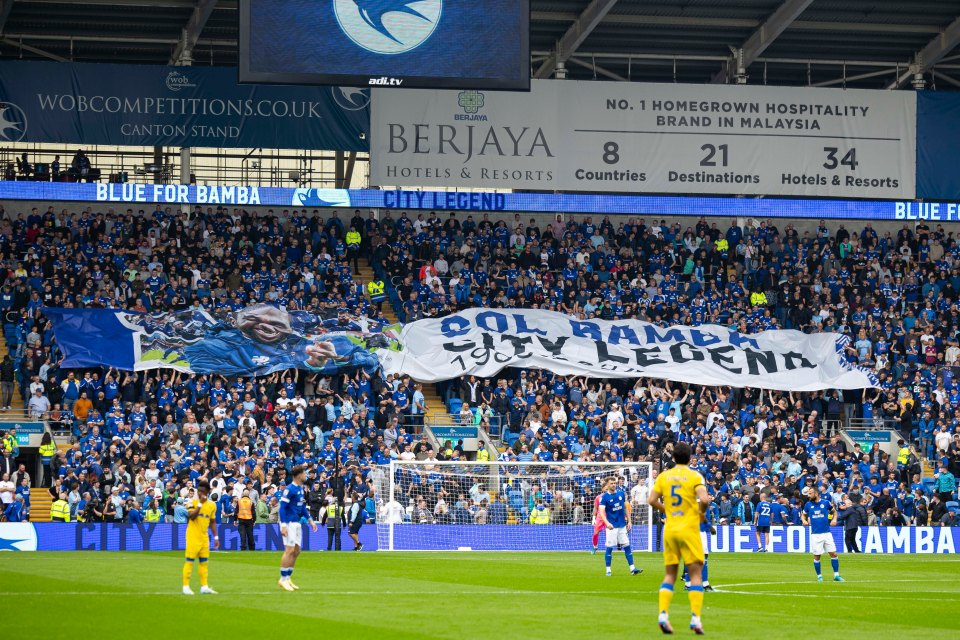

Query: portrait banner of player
[182,304,386,377]
[46,305,400,378]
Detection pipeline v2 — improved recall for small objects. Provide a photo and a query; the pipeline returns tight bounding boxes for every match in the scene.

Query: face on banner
[47,305,401,377]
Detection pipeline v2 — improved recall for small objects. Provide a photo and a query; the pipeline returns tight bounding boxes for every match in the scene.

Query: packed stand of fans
[372,210,960,527]
[0,205,956,529]
[0,204,433,527]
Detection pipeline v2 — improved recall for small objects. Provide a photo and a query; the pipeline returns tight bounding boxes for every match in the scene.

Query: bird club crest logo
[331,87,371,111]
[0,101,27,142]
[334,0,442,54]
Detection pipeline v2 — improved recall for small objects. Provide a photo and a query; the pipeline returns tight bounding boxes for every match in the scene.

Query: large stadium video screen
[239,0,530,91]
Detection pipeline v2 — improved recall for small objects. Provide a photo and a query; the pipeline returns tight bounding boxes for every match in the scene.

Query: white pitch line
[717,578,955,588]
[712,589,948,602]
[0,589,641,597]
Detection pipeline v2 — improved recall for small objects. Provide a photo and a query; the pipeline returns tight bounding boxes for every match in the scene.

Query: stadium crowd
[0,204,957,532]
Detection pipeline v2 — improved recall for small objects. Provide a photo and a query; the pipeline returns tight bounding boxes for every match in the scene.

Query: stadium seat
[447,398,462,416]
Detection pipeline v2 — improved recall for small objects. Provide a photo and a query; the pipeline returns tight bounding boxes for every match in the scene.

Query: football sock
[604,547,613,568]
[658,583,674,614]
[592,532,600,547]
[831,558,840,576]
[182,560,194,586]
[280,567,292,581]
[813,561,822,577]
[688,586,704,617]
[198,559,208,587]
[702,559,709,583]
[623,545,634,569]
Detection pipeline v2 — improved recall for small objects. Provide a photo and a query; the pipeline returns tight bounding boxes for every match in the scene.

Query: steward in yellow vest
[476,448,490,462]
[39,441,56,460]
[322,502,346,551]
[50,494,71,522]
[346,228,362,269]
[1,432,16,456]
[237,493,256,551]
[750,291,768,306]
[39,436,57,487]
[529,502,551,524]
[237,496,254,521]
[367,280,386,310]
[897,439,910,466]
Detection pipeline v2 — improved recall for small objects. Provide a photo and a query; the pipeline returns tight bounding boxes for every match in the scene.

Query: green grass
[2,551,958,639]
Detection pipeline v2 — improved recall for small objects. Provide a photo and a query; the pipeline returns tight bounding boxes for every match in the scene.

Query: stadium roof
[2,0,960,89]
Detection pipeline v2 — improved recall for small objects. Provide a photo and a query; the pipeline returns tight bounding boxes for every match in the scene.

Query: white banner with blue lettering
[707,525,957,554]
[378,309,878,390]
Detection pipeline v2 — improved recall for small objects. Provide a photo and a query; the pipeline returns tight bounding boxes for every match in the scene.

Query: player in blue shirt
[770,496,792,525]
[598,477,643,577]
[754,492,773,552]
[278,465,317,591]
[801,488,843,583]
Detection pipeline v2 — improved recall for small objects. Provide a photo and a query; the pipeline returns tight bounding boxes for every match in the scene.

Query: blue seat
[447,398,462,416]
[946,501,959,514]
[921,477,937,497]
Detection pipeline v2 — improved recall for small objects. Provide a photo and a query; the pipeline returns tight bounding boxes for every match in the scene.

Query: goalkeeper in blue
[278,465,318,591]
[598,477,643,577]
[801,487,844,583]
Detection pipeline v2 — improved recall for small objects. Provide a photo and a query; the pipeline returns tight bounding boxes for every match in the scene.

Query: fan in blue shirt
[770,498,792,525]
[801,489,843,583]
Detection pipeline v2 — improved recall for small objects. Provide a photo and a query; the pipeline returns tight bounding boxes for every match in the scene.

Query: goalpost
[375,460,654,552]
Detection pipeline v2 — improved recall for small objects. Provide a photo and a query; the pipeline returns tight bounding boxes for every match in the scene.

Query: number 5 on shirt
[670,484,682,507]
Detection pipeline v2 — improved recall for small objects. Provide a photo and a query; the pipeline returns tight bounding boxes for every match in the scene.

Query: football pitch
[2,552,958,639]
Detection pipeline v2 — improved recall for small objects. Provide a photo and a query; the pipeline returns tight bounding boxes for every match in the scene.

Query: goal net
[375,460,654,552]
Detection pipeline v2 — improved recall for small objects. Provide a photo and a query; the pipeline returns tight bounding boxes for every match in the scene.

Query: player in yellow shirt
[648,442,712,635]
[183,480,219,595]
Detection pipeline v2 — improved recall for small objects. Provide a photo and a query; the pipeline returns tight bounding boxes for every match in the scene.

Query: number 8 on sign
[603,141,620,165]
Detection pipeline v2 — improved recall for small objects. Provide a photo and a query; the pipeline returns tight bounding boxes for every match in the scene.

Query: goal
[375,460,654,552]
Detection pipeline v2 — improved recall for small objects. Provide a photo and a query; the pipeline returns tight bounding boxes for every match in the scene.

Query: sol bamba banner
[378,309,879,391]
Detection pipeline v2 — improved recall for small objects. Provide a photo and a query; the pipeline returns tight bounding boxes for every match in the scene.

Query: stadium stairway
[0,332,25,416]
[354,261,445,429]
[30,488,51,521]
[0,330,47,519]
